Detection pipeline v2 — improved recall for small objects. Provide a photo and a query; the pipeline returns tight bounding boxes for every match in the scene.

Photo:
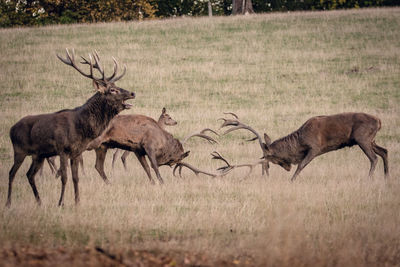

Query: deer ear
[92,80,106,94]
[162,107,166,114]
[264,133,272,146]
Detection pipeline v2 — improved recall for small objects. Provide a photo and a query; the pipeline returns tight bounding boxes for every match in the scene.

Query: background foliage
[1,0,399,27]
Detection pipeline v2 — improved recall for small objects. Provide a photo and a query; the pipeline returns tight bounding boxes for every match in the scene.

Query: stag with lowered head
[111,107,178,170]
[86,110,218,184]
[7,49,135,207]
[221,112,389,181]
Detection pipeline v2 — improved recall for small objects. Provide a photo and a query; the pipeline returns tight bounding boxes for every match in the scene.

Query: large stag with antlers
[6,49,135,207]
[86,110,218,184]
[221,112,389,181]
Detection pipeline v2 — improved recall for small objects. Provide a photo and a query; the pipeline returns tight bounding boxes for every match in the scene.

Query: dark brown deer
[86,114,218,184]
[6,49,135,207]
[221,112,389,181]
[111,107,178,170]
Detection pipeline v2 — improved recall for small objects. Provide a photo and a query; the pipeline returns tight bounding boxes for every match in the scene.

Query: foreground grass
[0,7,399,266]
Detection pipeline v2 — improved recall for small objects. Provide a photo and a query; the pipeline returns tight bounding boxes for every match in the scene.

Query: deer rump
[92,114,189,184]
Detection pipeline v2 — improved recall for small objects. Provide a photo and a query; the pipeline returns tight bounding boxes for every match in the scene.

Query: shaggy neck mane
[271,130,301,154]
[76,92,120,138]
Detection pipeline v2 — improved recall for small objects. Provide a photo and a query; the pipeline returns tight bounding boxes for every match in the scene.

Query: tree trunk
[208,1,212,17]
[232,0,254,15]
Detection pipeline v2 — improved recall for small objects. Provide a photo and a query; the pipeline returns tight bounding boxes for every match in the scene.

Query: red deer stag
[6,49,135,207]
[221,112,389,181]
[86,114,218,184]
[111,107,178,170]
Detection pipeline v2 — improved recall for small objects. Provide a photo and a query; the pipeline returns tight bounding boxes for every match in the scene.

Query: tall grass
[0,8,399,265]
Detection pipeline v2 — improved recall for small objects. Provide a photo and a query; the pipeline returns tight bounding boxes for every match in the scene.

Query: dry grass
[0,7,399,266]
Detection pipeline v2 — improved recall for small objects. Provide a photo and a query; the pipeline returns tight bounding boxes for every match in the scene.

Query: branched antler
[182,128,219,145]
[57,48,97,80]
[58,48,126,84]
[173,162,219,178]
[173,151,266,179]
[219,112,264,148]
[219,112,270,176]
[211,151,265,179]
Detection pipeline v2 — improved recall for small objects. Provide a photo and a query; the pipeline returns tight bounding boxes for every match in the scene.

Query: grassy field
[0,7,399,266]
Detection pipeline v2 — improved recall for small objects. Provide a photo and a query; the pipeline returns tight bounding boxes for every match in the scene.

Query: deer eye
[110,88,119,94]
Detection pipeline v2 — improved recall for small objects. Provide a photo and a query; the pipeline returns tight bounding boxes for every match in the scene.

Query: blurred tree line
[1,0,398,27]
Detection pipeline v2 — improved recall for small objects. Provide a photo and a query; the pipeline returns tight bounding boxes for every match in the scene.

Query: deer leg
[121,151,130,171]
[372,142,389,178]
[26,156,45,206]
[6,152,26,207]
[134,152,154,184]
[39,164,44,177]
[95,146,111,184]
[70,157,80,205]
[111,149,121,169]
[78,155,85,176]
[358,142,378,179]
[290,150,317,182]
[58,153,68,206]
[144,148,163,184]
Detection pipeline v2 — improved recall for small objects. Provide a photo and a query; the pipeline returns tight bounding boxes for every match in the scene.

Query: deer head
[261,133,292,171]
[57,49,135,113]
[158,107,178,127]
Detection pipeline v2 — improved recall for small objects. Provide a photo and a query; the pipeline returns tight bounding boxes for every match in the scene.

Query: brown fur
[6,50,135,207]
[263,112,389,181]
[87,111,188,184]
[112,107,177,170]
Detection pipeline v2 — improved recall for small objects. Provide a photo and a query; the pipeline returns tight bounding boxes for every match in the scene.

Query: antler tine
[173,164,184,178]
[182,128,219,145]
[200,128,219,136]
[219,113,264,150]
[106,57,119,81]
[80,55,100,72]
[173,162,218,178]
[211,151,231,168]
[211,151,266,179]
[57,48,97,80]
[223,112,239,119]
[108,57,126,83]
[93,50,105,80]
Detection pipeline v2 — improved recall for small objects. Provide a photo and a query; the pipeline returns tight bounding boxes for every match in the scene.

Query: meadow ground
[0,7,399,266]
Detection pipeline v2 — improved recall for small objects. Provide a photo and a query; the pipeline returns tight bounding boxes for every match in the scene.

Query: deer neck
[157,121,166,130]
[77,93,120,138]
[269,131,305,164]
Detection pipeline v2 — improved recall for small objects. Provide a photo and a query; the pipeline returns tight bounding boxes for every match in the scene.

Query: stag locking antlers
[220,112,389,181]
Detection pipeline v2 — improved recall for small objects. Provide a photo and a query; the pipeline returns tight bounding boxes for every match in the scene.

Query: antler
[58,48,126,83]
[211,151,266,179]
[57,48,98,80]
[219,112,264,150]
[173,151,266,179]
[173,162,220,178]
[219,112,271,176]
[182,128,219,145]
